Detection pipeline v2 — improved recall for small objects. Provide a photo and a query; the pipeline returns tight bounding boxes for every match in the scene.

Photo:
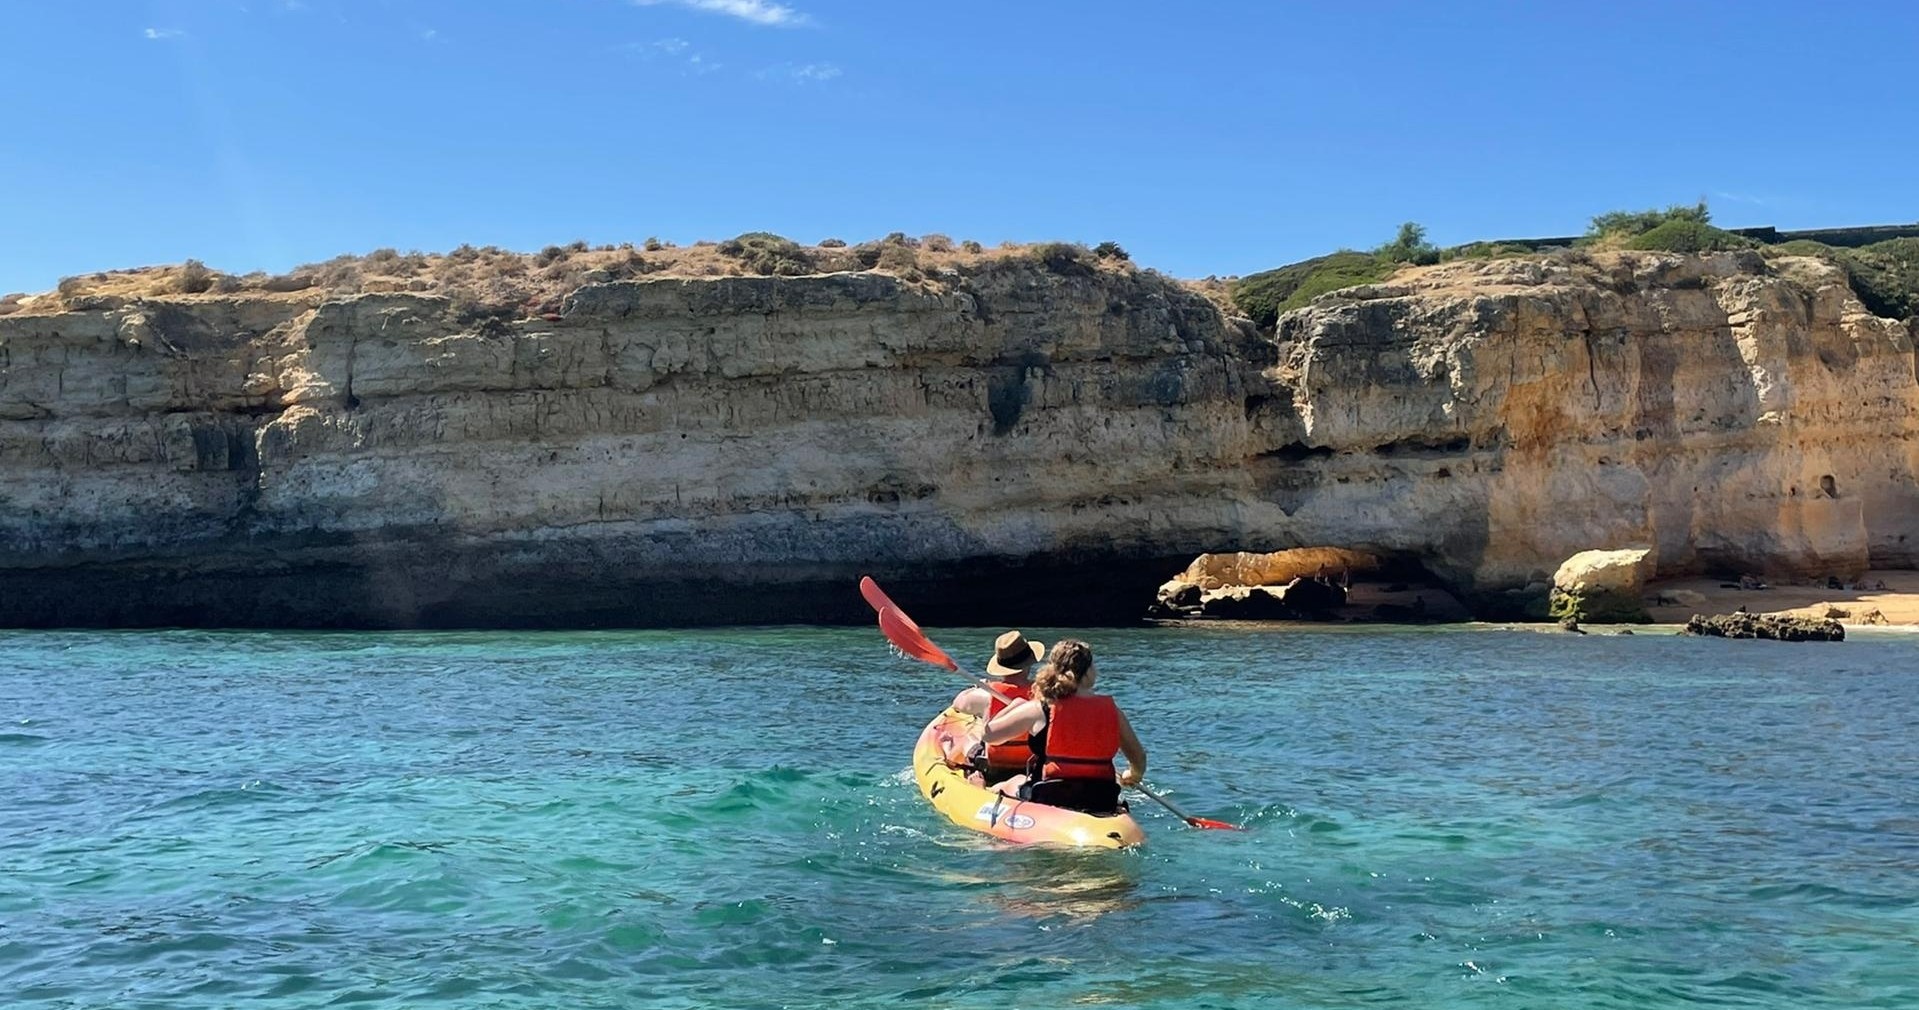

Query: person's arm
[950,687,991,719]
[983,698,1043,745]
[1115,708,1147,787]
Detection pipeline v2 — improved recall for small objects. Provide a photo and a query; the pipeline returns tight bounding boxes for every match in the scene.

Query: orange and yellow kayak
[912,708,1146,848]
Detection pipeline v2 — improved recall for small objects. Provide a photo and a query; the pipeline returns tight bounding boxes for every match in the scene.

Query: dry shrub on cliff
[716,232,816,276]
[874,244,920,274]
[1027,242,1094,274]
[176,259,215,294]
[312,256,364,292]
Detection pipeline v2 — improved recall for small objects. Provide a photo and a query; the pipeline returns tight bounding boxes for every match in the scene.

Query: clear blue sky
[5,0,1916,293]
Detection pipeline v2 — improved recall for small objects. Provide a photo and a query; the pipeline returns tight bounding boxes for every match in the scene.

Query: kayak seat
[1023,777,1123,816]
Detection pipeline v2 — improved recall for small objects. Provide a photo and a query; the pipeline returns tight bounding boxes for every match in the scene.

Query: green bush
[1093,240,1130,261]
[818,237,847,248]
[1588,201,1711,240]
[1765,239,1831,257]
[1844,239,1919,319]
[1622,220,1753,253]
[1230,251,1393,328]
[961,239,984,254]
[1376,222,1439,265]
[1753,237,1919,321]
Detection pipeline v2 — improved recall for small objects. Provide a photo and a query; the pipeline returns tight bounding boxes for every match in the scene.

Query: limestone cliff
[1266,252,1919,598]
[0,263,1270,626]
[1,250,1913,627]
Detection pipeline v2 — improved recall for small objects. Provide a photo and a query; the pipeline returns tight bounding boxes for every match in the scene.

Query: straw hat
[984,630,1044,678]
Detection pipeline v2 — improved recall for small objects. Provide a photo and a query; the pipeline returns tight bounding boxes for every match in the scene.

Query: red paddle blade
[878,606,959,671]
[857,576,900,616]
[1187,817,1244,831]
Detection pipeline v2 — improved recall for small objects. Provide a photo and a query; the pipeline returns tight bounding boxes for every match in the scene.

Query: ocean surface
[3,625,1917,1009]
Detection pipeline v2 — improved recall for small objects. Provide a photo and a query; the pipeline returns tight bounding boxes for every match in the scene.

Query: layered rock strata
[1,251,1914,627]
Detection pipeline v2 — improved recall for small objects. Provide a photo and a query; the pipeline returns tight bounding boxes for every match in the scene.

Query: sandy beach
[1645,570,1919,626]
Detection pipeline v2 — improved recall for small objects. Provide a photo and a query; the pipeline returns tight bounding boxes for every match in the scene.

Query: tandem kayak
[912,708,1146,848]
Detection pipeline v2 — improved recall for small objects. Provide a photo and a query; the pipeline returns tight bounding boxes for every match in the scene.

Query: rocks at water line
[1173,577,1350,620]
[1548,548,1656,624]
[1682,613,1845,642]
[1193,585,1293,620]
[1156,580,1204,611]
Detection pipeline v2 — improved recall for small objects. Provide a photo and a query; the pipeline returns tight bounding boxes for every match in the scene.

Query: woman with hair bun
[980,638,1147,814]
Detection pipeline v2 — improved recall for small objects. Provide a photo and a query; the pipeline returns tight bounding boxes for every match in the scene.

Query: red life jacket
[1037,694,1120,781]
[982,681,1033,772]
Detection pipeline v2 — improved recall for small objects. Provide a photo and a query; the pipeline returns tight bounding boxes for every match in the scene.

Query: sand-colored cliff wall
[1,251,1912,626]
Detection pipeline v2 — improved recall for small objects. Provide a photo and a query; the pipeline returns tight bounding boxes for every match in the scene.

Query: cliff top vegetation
[0,233,1139,320]
[7,210,1914,331]
[1228,203,1919,329]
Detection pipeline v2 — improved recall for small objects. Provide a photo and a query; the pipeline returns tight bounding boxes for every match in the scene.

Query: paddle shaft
[1132,782,1204,825]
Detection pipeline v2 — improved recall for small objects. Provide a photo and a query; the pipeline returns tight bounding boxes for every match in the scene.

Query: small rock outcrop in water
[1682,613,1845,642]
[1549,548,1656,624]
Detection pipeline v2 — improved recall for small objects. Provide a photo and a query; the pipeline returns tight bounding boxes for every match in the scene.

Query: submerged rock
[1682,613,1845,642]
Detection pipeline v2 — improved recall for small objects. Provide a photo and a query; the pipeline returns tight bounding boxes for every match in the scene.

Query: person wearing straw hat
[941,630,1044,784]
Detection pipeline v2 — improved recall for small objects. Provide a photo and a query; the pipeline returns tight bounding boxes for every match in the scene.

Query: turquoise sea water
[3,625,1917,1009]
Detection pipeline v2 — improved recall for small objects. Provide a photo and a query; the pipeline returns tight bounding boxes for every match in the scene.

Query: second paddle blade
[877,606,959,671]
[858,575,900,616]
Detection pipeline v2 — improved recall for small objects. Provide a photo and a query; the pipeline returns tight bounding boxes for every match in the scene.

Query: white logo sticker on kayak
[974,802,1034,830]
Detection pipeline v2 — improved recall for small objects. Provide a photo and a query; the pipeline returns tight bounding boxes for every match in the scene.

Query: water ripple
[2,627,1917,1008]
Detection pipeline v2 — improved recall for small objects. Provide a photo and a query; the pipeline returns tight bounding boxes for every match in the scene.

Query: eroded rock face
[1270,253,1919,595]
[1,251,1915,627]
[0,266,1271,626]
